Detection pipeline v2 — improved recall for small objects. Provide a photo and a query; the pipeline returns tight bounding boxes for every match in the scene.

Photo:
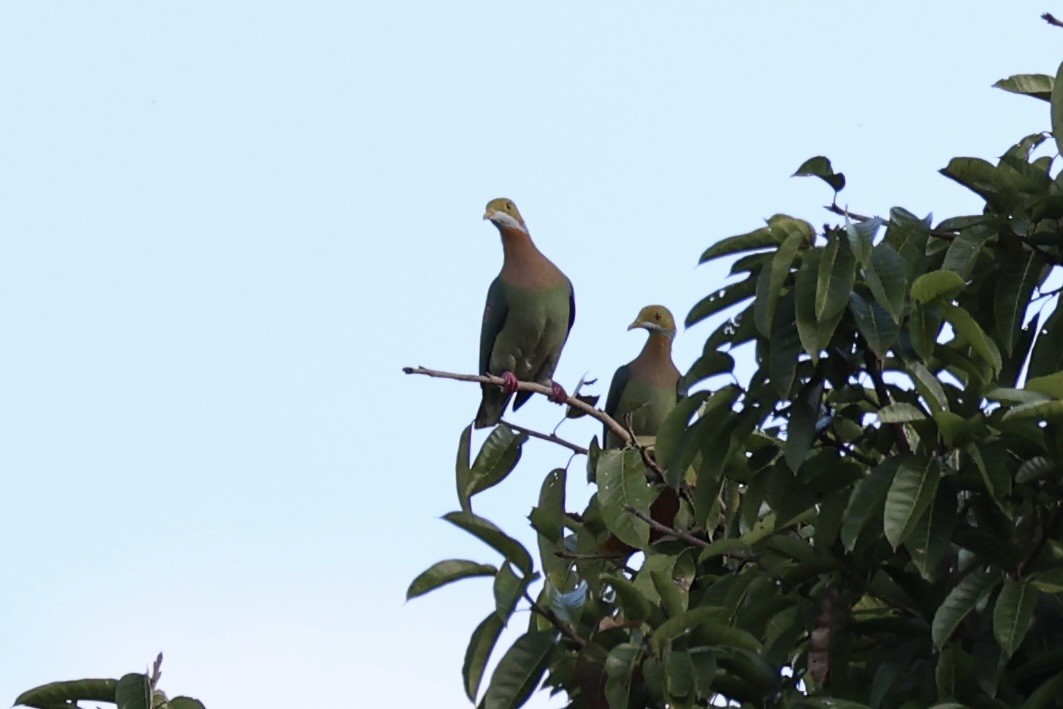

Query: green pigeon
[476,198,575,429]
[603,305,681,448]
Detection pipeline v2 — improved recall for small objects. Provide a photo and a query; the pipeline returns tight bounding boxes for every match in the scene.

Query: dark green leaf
[532,468,567,584]
[941,226,994,280]
[994,579,1038,658]
[679,350,734,394]
[769,291,800,397]
[168,699,207,709]
[793,155,846,192]
[841,460,898,551]
[816,233,857,320]
[15,679,118,708]
[909,303,942,361]
[995,250,1042,355]
[494,562,530,623]
[942,303,1003,375]
[115,674,150,709]
[596,449,655,548]
[932,569,1000,648]
[1052,59,1063,158]
[656,391,709,482]
[994,73,1053,101]
[482,631,555,709]
[1029,300,1063,378]
[603,643,640,709]
[464,613,505,701]
[884,207,931,280]
[666,650,695,700]
[754,231,803,336]
[443,512,533,575]
[464,425,526,502]
[685,277,757,328]
[784,380,822,472]
[407,559,497,600]
[849,292,899,358]
[603,573,654,622]
[905,484,957,580]
[863,243,907,323]
[455,424,473,512]
[884,456,940,549]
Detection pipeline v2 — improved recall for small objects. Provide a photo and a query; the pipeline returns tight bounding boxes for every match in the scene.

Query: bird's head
[483,198,528,234]
[628,305,676,338]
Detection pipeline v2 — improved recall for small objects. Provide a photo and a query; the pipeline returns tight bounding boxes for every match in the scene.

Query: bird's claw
[501,371,520,394]
[549,382,568,404]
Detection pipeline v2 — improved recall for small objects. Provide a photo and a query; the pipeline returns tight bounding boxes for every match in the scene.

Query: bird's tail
[475,384,512,429]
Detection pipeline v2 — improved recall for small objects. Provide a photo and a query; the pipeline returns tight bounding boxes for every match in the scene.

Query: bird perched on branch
[476,198,575,429]
[603,305,681,448]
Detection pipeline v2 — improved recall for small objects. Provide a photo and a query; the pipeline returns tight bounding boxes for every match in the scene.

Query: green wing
[479,277,508,375]
[603,364,630,447]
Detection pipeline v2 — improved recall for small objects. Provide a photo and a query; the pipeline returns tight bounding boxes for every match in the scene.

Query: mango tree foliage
[411,61,1063,708]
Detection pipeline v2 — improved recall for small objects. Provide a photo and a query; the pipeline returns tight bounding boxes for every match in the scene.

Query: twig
[621,412,666,481]
[1044,12,1063,28]
[823,204,955,240]
[1017,503,1063,578]
[503,420,589,455]
[403,365,632,445]
[556,551,638,576]
[524,591,586,647]
[862,349,913,456]
[623,505,711,550]
[817,432,878,467]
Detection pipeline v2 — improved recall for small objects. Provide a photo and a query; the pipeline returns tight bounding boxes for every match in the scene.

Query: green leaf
[941,303,1003,375]
[754,231,804,336]
[443,512,533,575]
[795,248,828,360]
[994,73,1053,101]
[849,292,899,358]
[666,650,696,701]
[1031,568,1063,593]
[884,207,931,280]
[1002,400,1063,422]
[816,233,857,320]
[863,243,907,323]
[994,579,1038,658]
[909,304,942,361]
[602,573,654,622]
[1022,670,1063,709]
[784,380,822,472]
[482,630,555,709]
[532,468,567,584]
[699,227,777,264]
[1052,59,1063,158]
[603,642,640,709]
[908,360,949,414]
[877,403,926,423]
[679,351,734,393]
[1029,299,1063,378]
[985,387,1051,404]
[840,460,897,551]
[793,155,846,192]
[656,391,708,477]
[910,270,965,305]
[905,485,957,580]
[596,449,655,548]
[406,559,497,600]
[651,608,752,650]
[464,612,505,701]
[769,291,801,397]
[115,674,151,709]
[995,250,1042,355]
[686,277,757,328]
[168,699,207,709]
[494,563,531,623]
[884,456,941,549]
[455,424,473,512]
[941,225,995,280]
[464,425,526,502]
[845,216,881,266]
[15,679,119,708]
[932,569,1000,649]
[1027,371,1063,398]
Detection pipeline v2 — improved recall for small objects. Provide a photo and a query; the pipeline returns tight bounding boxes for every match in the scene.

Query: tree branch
[503,420,589,455]
[623,505,711,551]
[403,365,633,445]
[1017,503,1063,578]
[524,591,586,647]
[861,349,913,456]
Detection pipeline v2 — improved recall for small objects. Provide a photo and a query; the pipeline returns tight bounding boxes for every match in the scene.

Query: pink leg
[548,381,568,404]
[500,371,520,394]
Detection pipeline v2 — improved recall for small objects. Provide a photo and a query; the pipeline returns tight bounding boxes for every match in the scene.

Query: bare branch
[503,420,589,455]
[403,365,633,445]
[623,505,711,550]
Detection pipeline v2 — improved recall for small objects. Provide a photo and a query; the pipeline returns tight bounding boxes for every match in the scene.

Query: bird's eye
[654,313,662,320]
[506,202,513,210]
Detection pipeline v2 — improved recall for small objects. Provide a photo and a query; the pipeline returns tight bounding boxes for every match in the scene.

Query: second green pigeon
[603,305,681,448]
[476,198,575,429]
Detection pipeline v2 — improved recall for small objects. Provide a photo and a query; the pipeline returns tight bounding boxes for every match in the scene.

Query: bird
[476,198,575,429]
[603,305,681,448]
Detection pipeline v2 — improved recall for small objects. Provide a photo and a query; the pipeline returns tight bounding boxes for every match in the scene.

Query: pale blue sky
[1,3,1059,707]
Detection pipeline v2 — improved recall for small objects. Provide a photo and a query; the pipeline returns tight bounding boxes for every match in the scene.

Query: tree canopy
[408,58,1063,708]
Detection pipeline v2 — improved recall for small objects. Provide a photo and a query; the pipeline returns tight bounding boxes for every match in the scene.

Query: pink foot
[501,371,520,394]
[549,381,568,404]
